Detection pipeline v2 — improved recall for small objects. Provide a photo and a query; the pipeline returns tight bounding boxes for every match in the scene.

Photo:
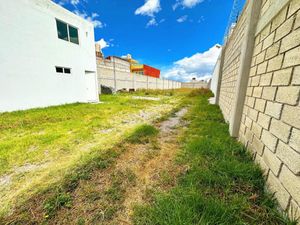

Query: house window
[56,20,69,41]
[56,66,71,74]
[64,68,71,74]
[56,67,64,73]
[56,19,79,45]
[69,25,79,44]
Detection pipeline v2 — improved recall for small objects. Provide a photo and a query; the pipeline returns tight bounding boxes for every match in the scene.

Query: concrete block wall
[215,0,300,221]
[239,0,300,219]
[97,63,182,91]
[210,54,222,100]
[219,2,250,122]
[181,81,209,89]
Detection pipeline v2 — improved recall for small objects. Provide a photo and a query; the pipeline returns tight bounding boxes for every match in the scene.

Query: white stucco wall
[0,0,99,112]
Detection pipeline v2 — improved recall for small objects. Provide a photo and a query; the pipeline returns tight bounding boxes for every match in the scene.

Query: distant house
[118,54,161,78]
[121,55,161,78]
[0,0,99,112]
[131,64,161,78]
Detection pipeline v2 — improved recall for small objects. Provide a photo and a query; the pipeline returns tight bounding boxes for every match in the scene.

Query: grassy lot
[0,92,183,217]
[1,89,296,224]
[133,90,296,225]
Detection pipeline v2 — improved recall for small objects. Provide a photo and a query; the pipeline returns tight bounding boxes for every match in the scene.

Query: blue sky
[54,0,245,82]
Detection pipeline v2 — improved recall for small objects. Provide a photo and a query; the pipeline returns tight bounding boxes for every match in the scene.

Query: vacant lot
[1,89,296,224]
[0,91,183,217]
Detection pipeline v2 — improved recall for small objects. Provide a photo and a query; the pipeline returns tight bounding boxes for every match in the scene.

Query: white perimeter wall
[97,64,182,91]
[181,81,209,89]
[0,0,99,112]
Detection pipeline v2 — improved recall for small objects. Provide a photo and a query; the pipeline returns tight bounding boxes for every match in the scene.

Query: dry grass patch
[0,91,185,218]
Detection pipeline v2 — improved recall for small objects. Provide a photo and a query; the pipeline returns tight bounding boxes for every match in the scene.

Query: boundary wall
[213,0,300,221]
[181,81,209,89]
[97,60,181,91]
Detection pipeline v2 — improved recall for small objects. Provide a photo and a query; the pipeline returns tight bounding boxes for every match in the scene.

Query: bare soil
[132,96,161,101]
[111,108,188,224]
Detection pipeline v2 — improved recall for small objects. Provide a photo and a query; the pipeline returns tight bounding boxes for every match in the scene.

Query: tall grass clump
[127,124,159,144]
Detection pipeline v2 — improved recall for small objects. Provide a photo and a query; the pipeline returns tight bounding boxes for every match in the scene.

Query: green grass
[0,92,183,217]
[0,94,162,175]
[3,141,137,224]
[133,92,296,225]
[133,89,175,96]
[2,89,294,224]
[43,192,72,219]
[127,124,159,144]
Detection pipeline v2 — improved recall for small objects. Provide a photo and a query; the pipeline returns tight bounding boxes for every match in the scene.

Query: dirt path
[53,107,188,225]
[111,107,188,224]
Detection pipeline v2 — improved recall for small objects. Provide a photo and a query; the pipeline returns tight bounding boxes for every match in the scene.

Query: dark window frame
[64,68,71,74]
[55,66,64,73]
[56,19,69,42]
[68,24,79,44]
[56,66,72,75]
[56,19,79,45]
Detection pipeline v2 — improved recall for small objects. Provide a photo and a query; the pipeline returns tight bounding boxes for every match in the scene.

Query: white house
[0,0,99,112]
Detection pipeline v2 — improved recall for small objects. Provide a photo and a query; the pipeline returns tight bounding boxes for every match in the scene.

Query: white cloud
[73,10,104,28]
[91,12,99,18]
[146,18,165,27]
[177,15,188,23]
[173,0,204,10]
[70,0,80,5]
[147,18,158,27]
[198,16,205,23]
[96,38,111,49]
[135,0,161,17]
[162,44,221,82]
[56,0,81,6]
[135,0,163,27]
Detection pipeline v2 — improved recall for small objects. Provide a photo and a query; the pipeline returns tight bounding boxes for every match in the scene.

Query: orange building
[101,54,161,78]
[131,64,160,78]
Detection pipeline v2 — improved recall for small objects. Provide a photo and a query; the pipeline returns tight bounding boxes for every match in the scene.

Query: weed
[133,89,175,96]
[127,124,159,144]
[105,207,119,220]
[159,170,174,187]
[91,212,105,223]
[43,192,72,219]
[105,185,124,201]
[77,217,85,225]
[187,88,213,97]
